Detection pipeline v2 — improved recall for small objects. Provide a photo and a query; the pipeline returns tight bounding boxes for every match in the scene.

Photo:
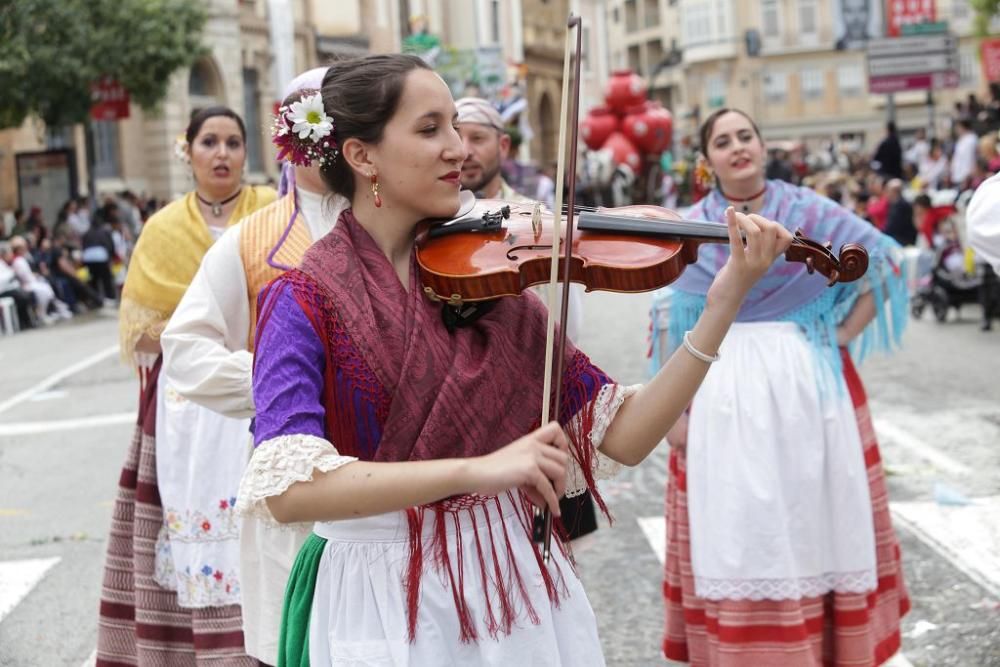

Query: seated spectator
[46,234,101,311]
[0,243,35,329]
[8,236,71,324]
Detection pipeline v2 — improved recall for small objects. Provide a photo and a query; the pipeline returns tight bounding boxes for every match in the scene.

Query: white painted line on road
[637,516,666,565]
[80,649,96,667]
[891,496,1000,600]
[0,344,120,415]
[0,412,135,436]
[0,557,60,624]
[874,417,973,477]
[885,653,915,667]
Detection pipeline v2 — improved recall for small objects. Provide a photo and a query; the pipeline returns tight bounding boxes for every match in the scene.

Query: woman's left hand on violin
[706,207,794,309]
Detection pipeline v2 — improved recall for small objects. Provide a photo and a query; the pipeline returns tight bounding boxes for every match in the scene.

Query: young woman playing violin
[236,55,792,666]
[653,108,911,666]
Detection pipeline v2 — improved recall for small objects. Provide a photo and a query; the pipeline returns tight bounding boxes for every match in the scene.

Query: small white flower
[288,93,333,142]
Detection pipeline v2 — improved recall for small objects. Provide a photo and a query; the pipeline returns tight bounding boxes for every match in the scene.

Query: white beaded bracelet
[683,331,721,363]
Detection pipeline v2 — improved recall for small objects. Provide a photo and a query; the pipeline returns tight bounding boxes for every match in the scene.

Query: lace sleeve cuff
[235,434,357,523]
[565,382,642,497]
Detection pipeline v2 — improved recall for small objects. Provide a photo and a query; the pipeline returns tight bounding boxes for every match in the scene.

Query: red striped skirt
[663,351,910,666]
[96,358,258,666]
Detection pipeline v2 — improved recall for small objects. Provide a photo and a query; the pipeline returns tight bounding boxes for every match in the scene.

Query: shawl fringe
[257,269,612,644]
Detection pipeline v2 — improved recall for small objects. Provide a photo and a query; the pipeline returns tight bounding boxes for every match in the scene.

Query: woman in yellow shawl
[96,106,275,666]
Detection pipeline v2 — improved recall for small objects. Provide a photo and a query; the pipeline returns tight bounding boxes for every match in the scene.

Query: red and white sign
[90,77,130,121]
[869,71,958,94]
[887,0,936,37]
[983,38,1000,82]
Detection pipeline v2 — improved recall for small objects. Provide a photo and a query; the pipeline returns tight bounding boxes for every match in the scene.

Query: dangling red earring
[371,173,382,208]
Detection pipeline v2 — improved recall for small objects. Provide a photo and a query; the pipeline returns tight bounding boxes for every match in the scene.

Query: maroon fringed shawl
[260,209,614,641]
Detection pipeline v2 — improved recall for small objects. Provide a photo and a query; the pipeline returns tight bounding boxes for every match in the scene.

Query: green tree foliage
[972,0,1000,36]
[0,0,207,129]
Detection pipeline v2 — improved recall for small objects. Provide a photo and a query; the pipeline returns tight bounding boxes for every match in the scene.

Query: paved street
[0,291,998,666]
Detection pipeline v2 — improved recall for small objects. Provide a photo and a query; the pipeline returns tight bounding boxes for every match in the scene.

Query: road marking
[0,344,120,415]
[0,412,135,436]
[0,557,60,624]
[885,653,915,666]
[80,650,96,667]
[873,417,973,477]
[0,509,29,517]
[637,516,666,565]
[891,496,1000,599]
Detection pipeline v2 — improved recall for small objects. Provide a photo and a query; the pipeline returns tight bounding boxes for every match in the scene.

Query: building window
[715,0,729,37]
[92,121,121,179]
[242,68,264,173]
[837,64,864,97]
[644,0,660,26]
[763,71,788,103]
[491,0,501,44]
[625,0,638,32]
[798,0,817,41]
[628,44,642,74]
[648,38,664,71]
[706,75,726,108]
[800,67,824,100]
[684,2,712,45]
[761,0,780,40]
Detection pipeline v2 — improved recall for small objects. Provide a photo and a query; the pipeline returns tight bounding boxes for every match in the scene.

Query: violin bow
[537,13,584,563]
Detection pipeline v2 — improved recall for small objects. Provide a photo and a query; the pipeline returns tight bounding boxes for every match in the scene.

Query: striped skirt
[95,358,257,666]
[663,351,910,666]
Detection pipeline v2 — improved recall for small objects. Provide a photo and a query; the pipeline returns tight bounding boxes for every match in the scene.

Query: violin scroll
[785,230,869,286]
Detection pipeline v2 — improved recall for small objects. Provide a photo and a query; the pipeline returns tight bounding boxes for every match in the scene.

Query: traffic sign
[901,20,948,35]
[866,32,958,93]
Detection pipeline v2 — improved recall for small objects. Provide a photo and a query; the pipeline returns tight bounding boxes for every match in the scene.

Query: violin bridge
[532,202,542,238]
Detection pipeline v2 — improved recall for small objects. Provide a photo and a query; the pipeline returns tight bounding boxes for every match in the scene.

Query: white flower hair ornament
[271,91,339,167]
[173,133,190,164]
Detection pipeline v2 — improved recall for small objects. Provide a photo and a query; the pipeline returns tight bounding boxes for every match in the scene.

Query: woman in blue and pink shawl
[652,108,911,666]
[235,56,797,666]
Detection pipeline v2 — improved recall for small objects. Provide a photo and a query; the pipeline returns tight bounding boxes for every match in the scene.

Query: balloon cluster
[580,70,673,170]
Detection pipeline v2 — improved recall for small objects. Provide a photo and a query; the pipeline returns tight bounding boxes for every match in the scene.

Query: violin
[416,15,870,563]
[415,195,869,306]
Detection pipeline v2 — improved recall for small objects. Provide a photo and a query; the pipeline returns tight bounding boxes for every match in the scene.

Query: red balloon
[622,101,673,154]
[601,131,641,170]
[580,107,620,151]
[604,70,647,114]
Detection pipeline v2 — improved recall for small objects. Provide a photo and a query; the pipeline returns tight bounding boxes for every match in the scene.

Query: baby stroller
[911,242,1000,327]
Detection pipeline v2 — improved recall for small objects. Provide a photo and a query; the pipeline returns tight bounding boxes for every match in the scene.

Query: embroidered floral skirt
[95,357,257,666]
[663,348,910,666]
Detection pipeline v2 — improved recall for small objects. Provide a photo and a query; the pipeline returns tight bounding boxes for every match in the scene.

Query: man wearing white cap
[455,97,524,201]
[161,67,347,664]
[455,97,583,342]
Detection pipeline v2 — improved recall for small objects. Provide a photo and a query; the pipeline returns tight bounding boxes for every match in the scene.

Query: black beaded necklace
[196,188,242,217]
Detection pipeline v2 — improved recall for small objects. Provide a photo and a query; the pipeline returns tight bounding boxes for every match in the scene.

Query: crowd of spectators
[0,190,159,333]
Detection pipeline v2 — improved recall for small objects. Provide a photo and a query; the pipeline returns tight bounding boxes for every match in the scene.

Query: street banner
[983,38,1000,82]
[90,77,130,121]
[887,0,936,37]
[833,0,885,50]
